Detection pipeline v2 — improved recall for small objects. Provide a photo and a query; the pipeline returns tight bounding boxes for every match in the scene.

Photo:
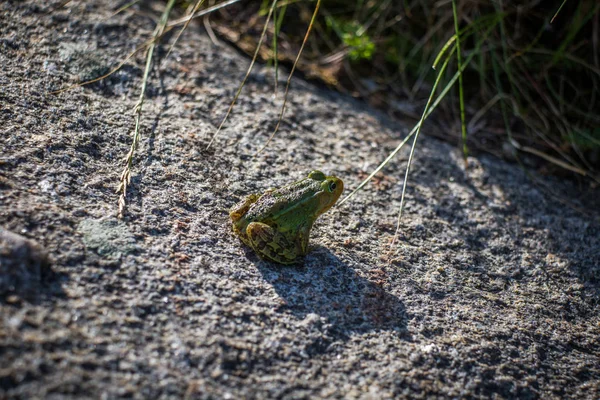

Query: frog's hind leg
[246,222,299,265]
[229,194,260,220]
[230,194,260,245]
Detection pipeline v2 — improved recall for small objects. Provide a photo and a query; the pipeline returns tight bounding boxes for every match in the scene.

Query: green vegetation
[219,0,599,180]
[210,0,600,231]
[53,0,600,218]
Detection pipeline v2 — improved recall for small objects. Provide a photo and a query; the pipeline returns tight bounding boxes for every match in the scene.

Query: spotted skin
[229,171,343,264]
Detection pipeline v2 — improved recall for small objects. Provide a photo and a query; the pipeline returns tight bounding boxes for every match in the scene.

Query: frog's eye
[328,181,337,192]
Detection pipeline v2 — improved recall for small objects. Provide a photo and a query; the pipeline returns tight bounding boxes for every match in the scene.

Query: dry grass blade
[50,32,173,95]
[522,49,600,77]
[272,0,288,94]
[337,129,416,208]
[45,0,72,15]
[510,138,591,178]
[206,0,277,150]
[253,0,322,156]
[106,0,142,20]
[117,0,176,219]
[167,0,243,27]
[161,0,207,68]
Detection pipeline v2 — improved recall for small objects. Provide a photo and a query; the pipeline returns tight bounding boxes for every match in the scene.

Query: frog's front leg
[297,221,313,257]
[246,222,301,264]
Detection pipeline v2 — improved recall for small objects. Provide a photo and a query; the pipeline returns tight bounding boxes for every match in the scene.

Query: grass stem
[117,0,176,218]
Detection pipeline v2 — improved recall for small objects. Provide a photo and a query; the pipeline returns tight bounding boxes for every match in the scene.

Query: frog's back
[244,180,321,227]
[230,170,343,264]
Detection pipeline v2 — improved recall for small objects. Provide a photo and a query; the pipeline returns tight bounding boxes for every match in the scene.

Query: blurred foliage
[206,0,600,180]
[325,18,375,61]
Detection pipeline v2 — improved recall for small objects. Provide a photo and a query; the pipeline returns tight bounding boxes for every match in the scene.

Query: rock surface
[1,1,599,399]
[0,228,51,298]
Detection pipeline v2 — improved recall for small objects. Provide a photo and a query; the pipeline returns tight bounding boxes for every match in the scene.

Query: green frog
[230,170,344,264]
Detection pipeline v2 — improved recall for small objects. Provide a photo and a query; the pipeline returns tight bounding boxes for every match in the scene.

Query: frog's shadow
[253,246,408,336]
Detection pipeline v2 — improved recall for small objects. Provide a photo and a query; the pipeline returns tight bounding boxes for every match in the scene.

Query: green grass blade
[452,0,468,163]
[551,0,569,23]
[272,0,279,92]
[551,3,599,66]
[339,23,498,207]
[391,45,454,247]
[433,34,456,70]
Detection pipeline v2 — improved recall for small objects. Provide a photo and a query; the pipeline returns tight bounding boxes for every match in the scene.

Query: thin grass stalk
[254,0,322,155]
[206,0,277,149]
[494,1,517,113]
[452,0,468,163]
[107,0,141,19]
[167,0,243,27]
[391,45,454,248]
[433,35,457,69]
[491,52,514,153]
[117,0,176,218]
[54,0,243,95]
[162,0,207,68]
[50,35,163,94]
[551,3,598,68]
[477,46,487,97]
[501,55,589,174]
[339,20,501,207]
[521,49,600,77]
[273,1,288,94]
[46,0,73,15]
[272,0,279,93]
[551,0,570,24]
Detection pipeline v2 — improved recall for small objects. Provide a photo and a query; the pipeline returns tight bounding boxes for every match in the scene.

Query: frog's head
[308,170,344,216]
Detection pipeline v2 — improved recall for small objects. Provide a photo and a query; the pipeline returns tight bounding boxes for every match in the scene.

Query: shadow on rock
[255,246,408,336]
[413,149,600,303]
[0,228,65,302]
